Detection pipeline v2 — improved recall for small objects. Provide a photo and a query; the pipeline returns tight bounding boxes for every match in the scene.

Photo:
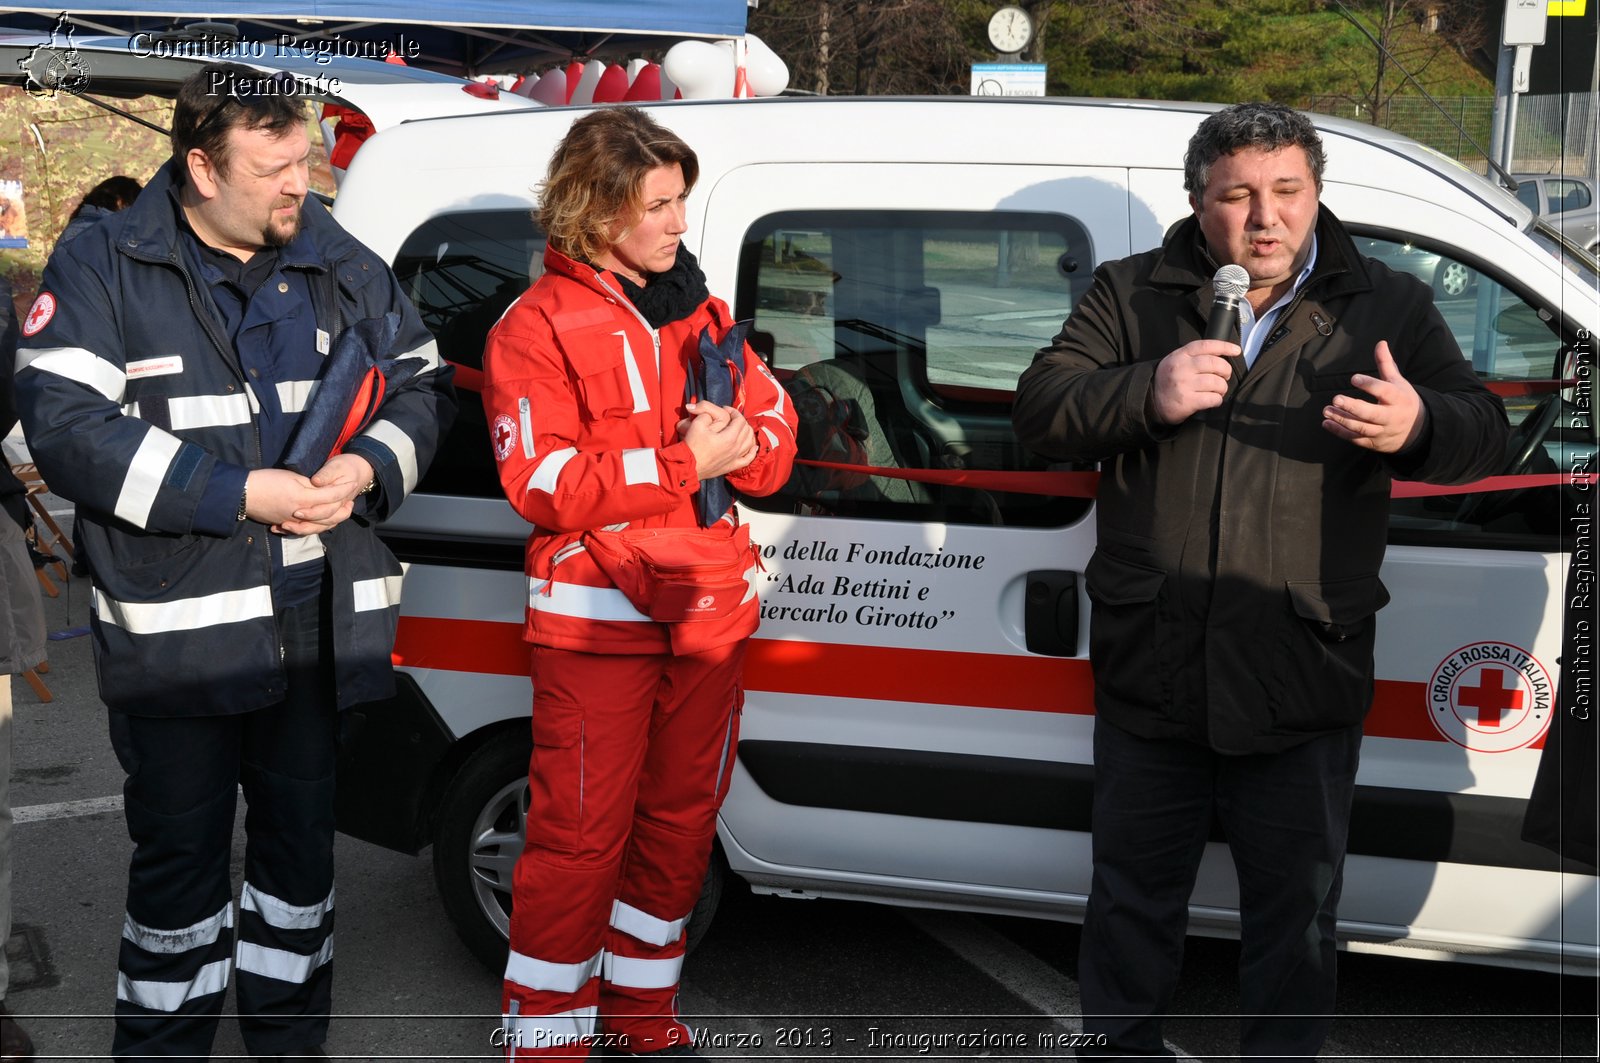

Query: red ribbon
[796,459,1595,499]
[1486,379,1579,396]
[450,357,1589,500]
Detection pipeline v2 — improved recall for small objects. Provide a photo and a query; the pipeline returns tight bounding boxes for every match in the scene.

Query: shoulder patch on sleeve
[21,291,56,337]
[492,413,519,462]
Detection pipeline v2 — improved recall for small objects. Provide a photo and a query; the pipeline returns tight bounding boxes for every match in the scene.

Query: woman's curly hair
[539,107,699,264]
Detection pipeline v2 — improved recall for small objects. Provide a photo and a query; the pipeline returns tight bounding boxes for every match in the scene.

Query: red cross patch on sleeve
[21,291,56,337]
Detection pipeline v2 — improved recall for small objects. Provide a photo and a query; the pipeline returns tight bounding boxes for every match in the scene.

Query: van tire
[432,731,531,973]
[431,726,728,974]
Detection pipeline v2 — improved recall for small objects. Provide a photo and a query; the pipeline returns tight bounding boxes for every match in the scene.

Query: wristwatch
[236,480,249,522]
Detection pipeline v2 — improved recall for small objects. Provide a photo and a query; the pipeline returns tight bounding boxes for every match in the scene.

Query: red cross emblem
[1456,667,1524,728]
[1428,642,1552,752]
[491,413,518,462]
[21,291,55,336]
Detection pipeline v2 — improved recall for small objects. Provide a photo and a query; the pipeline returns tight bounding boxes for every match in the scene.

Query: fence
[1301,92,1598,179]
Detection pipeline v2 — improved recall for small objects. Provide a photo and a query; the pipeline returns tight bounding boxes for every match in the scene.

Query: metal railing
[1301,92,1598,179]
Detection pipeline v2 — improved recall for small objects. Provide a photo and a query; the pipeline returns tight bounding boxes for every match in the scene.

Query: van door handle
[1024,570,1080,658]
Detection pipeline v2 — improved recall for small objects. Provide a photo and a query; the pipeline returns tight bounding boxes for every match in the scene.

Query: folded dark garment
[282,312,424,476]
[687,319,751,527]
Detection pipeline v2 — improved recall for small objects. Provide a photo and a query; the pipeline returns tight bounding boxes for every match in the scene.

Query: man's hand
[1147,340,1237,425]
[244,469,350,535]
[245,452,373,537]
[310,453,376,500]
[1322,340,1427,454]
[679,401,757,479]
[290,452,376,534]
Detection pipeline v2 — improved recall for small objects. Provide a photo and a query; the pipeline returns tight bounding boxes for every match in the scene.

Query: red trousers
[500,641,745,1058]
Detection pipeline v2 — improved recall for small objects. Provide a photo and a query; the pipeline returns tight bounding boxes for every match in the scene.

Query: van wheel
[431,729,728,974]
[432,732,530,972]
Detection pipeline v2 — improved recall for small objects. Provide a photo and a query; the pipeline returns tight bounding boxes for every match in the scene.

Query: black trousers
[108,594,339,1060]
[1077,717,1362,1061]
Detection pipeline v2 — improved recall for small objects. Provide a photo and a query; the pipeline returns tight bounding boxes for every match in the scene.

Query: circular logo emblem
[1427,642,1553,752]
[696,595,716,610]
[491,413,517,461]
[21,292,55,337]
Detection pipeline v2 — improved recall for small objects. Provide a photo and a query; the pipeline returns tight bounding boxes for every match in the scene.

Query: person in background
[51,175,142,578]
[1,272,44,1063]
[14,63,454,1061]
[1012,102,1508,1059]
[482,106,796,1059]
[56,175,142,249]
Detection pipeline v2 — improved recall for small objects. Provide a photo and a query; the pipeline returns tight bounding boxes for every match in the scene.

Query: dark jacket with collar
[14,160,456,716]
[1012,207,1508,754]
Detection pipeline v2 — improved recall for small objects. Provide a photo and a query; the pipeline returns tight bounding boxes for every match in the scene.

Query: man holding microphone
[1013,102,1507,1059]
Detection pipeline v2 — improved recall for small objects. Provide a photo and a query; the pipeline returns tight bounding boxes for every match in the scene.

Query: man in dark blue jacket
[14,63,455,1061]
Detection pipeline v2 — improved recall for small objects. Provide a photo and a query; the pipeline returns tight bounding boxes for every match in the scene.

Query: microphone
[1204,264,1250,342]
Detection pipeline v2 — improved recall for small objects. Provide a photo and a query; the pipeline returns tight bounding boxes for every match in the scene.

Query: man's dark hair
[1184,102,1326,196]
[171,63,307,183]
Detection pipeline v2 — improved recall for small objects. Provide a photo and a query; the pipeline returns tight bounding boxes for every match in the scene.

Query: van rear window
[391,210,545,499]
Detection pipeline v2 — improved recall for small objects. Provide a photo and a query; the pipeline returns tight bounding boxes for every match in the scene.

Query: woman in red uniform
[482,107,797,1059]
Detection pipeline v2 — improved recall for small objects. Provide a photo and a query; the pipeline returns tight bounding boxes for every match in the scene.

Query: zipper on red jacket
[534,540,588,599]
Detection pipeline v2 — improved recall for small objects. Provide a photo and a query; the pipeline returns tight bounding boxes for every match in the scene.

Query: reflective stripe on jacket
[15,160,456,715]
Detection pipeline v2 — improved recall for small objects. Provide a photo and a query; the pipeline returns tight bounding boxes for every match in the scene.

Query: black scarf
[610,246,710,328]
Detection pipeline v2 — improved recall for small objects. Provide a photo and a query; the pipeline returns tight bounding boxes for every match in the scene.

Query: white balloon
[713,39,745,97]
[627,57,649,80]
[664,40,734,99]
[569,58,606,106]
[527,69,569,106]
[658,65,679,101]
[743,33,789,97]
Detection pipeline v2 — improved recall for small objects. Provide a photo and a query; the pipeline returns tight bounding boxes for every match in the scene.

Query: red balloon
[592,64,629,103]
[623,63,662,102]
[564,60,584,103]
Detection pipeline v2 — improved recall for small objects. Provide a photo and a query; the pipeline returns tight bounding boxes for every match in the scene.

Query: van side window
[735,211,1094,528]
[1353,234,1593,547]
[391,210,545,499]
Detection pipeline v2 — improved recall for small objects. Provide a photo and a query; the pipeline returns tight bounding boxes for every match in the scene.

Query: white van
[322,96,1598,978]
[8,47,1587,974]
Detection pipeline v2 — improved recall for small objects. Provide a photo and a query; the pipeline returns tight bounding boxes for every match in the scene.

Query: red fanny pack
[582,524,756,623]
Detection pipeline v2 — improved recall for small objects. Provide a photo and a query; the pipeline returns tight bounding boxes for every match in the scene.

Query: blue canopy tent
[0,2,752,74]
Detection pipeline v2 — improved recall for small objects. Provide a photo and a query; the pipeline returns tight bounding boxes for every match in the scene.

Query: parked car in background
[1354,236,1478,300]
[1512,171,1600,251]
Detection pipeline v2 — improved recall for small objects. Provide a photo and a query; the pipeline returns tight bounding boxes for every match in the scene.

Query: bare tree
[748,0,978,95]
[1326,0,1479,125]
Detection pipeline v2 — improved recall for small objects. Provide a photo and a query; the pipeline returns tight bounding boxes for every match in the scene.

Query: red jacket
[483,247,797,654]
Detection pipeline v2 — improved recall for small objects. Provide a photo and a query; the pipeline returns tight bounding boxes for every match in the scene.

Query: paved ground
[4,505,1597,1061]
